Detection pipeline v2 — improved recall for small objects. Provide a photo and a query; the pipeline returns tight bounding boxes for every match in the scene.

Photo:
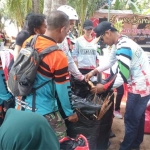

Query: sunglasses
[99,29,111,42]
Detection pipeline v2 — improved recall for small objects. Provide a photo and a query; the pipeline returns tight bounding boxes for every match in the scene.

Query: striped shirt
[97,36,150,97]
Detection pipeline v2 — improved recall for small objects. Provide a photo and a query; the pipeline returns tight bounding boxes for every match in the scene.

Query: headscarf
[0,109,60,150]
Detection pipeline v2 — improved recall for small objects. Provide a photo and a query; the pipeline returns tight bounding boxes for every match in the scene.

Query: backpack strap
[39,45,59,59]
[31,45,59,112]
[32,80,50,112]
[25,34,39,48]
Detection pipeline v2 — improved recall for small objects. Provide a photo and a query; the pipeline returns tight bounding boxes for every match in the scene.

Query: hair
[27,14,46,35]
[22,12,36,30]
[46,11,69,30]
[25,12,36,20]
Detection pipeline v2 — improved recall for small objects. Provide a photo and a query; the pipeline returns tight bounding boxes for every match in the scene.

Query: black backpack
[8,35,59,111]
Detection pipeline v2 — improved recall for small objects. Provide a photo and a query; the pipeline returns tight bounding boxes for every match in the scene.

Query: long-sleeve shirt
[16,35,74,116]
[58,37,84,80]
[72,36,98,69]
[97,36,150,97]
[0,58,12,104]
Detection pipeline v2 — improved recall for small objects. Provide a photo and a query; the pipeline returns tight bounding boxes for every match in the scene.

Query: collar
[115,34,128,45]
[42,34,56,43]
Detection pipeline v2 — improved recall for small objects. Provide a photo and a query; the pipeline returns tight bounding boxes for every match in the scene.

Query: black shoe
[131,147,140,150]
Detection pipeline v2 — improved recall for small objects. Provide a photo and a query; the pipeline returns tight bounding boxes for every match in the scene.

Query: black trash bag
[66,112,101,150]
[57,93,101,120]
[66,75,116,150]
[70,77,91,98]
[72,94,101,115]
[60,137,84,150]
[97,92,114,150]
[67,92,114,150]
[60,75,116,150]
[70,74,116,99]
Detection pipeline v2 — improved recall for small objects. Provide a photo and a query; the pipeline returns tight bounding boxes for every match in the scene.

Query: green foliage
[0,8,4,31]
[113,0,125,10]
[1,0,150,33]
[68,0,103,35]
[114,19,123,33]
[112,0,150,14]
[4,0,44,28]
[143,8,150,15]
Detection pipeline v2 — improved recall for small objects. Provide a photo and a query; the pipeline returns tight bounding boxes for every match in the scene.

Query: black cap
[83,19,94,30]
[94,21,117,37]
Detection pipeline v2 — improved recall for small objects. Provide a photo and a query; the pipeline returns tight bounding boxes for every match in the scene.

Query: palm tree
[4,0,67,28]
[43,0,67,16]
[67,0,104,35]
[32,0,40,14]
[4,0,44,28]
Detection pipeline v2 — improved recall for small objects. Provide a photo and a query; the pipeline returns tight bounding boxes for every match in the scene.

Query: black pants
[79,68,92,75]
[115,84,124,111]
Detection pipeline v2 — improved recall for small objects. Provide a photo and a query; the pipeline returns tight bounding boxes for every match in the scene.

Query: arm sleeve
[72,40,79,62]
[0,58,12,104]
[111,62,118,74]
[15,30,29,46]
[54,57,74,116]
[67,51,84,81]
[104,47,132,90]
[96,51,100,66]
[97,46,117,72]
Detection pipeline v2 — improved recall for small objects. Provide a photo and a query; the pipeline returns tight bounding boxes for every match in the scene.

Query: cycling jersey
[72,35,98,70]
[16,35,74,116]
[58,37,84,80]
[97,36,150,97]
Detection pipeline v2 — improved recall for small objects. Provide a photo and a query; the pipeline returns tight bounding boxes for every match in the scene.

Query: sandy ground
[107,102,150,150]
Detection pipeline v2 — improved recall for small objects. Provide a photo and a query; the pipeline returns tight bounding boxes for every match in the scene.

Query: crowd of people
[0,4,150,150]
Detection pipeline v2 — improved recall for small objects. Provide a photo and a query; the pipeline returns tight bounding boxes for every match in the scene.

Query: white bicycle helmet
[57,5,78,20]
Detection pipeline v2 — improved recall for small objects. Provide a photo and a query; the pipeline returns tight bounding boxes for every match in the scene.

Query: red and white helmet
[57,5,78,20]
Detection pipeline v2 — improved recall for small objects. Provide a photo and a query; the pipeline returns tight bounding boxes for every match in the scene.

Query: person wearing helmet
[57,5,84,81]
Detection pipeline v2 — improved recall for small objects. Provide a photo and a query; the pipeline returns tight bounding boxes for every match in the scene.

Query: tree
[3,0,150,31]
[67,0,105,35]
[111,0,150,14]
[4,0,44,28]
[4,0,68,29]
[0,9,5,32]
[43,0,67,16]
[32,0,40,14]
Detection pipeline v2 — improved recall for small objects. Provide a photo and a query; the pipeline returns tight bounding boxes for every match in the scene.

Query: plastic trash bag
[60,134,89,150]
[66,113,101,150]
[72,94,102,115]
